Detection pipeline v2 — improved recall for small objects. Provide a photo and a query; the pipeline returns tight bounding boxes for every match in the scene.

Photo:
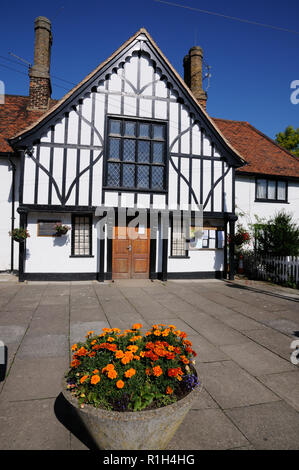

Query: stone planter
[61,375,201,450]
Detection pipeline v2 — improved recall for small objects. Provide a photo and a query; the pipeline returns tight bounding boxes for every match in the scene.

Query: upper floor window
[256,178,287,202]
[104,117,167,192]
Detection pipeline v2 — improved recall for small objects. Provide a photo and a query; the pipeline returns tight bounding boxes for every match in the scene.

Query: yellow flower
[153,330,161,336]
[162,329,170,337]
[107,336,115,342]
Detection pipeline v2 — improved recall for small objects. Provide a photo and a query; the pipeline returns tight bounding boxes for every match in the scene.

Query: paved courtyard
[0,276,298,450]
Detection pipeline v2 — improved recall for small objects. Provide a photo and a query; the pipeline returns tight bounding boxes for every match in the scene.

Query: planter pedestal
[62,377,201,450]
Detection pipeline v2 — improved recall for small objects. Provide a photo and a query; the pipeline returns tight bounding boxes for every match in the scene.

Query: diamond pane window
[106,118,166,190]
[110,120,121,135]
[137,166,149,188]
[123,164,135,187]
[153,142,163,163]
[123,139,136,162]
[108,138,120,160]
[152,166,164,189]
[153,125,164,139]
[124,122,136,136]
[139,123,150,138]
[107,163,120,186]
[138,141,150,163]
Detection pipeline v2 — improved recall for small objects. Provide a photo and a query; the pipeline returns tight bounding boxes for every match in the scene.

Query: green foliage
[275,126,299,158]
[253,210,299,256]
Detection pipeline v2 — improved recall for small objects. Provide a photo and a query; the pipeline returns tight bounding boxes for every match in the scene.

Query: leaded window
[71,215,92,257]
[105,117,167,191]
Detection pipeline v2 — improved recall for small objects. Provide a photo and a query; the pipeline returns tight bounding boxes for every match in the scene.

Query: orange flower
[102,363,115,373]
[145,368,151,376]
[166,386,173,395]
[168,345,174,351]
[80,375,89,384]
[153,330,161,336]
[124,368,136,378]
[91,339,97,345]
[71,344,78,351]
[86,331,94,337]
[134,355,140,361]
[107,369,117,379]
[88,351,96,357]
[71,359,80,368]
[121,351,133,364]
[115,350,124,359]
[180,355,189,364]
[93,369,99,374]
[127,345,138,353]
[107,336,115,342]
[153,366,163,377]
[116,380,124,389]
[132,323,142,330]
[180,332,187,339]
[139,351,145,357]
[130,335,142,342]
[90,374,101,385]
[162,329,170,337]
[76,347,88,356]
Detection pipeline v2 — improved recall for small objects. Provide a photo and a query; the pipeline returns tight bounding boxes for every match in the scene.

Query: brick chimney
[183,46,207,110]
[28,16,52,111]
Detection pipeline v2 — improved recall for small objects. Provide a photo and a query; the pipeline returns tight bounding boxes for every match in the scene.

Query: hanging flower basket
[62,323,200,450]
[53,223,70,237]
[9,228,30,243]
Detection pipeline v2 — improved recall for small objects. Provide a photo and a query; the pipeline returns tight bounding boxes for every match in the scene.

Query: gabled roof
[7,28,245,168]
[213,118,299,179]
[0,95,57,154]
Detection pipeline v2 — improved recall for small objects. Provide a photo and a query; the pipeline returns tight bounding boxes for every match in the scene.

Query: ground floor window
[71,215,92,257]
[171,217,188,257]
[255,178,287,202]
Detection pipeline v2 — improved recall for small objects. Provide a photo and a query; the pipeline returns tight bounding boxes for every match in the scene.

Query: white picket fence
[255,256,299,285]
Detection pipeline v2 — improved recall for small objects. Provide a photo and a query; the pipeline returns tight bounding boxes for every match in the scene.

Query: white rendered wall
[235,176,299,228]
[25,213,98,273]
[0,158,19,271]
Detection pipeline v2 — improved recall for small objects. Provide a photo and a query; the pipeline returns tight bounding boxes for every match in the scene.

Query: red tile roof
[213,118,299,179]
[0,95,57,153]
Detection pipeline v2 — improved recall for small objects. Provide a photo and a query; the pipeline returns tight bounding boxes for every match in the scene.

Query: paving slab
[1,356,69,401]
[220,341,296,377]
[70,321,110,345]
[167,409,249,450]
[263,318,299,337]
[196,361,280,409]
[244,328,294,361]
[259,371,299,412]
[186,334,229,363]
[0,398,69,450]
[18,334,68,358]
[0,325,26,345]
[226,401,299,450]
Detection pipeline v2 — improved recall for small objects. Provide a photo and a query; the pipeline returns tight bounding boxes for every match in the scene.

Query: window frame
[103,115,168,193]
[255,177,288,203]
[170,216,189,259]
[70,214,93,258]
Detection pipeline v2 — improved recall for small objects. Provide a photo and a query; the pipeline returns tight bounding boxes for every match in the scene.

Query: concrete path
[0,277,298,450]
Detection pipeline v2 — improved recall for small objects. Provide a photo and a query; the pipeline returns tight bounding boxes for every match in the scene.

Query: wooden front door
[112,227,150,279]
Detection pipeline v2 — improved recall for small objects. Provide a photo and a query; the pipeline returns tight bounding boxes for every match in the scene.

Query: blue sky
[0,0,298,139]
